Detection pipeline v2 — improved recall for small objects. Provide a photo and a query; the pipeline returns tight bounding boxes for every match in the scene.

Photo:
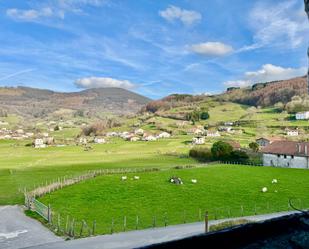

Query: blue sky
[0,0,308,99]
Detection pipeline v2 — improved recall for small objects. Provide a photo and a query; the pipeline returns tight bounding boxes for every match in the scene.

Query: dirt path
[0,206,62,249]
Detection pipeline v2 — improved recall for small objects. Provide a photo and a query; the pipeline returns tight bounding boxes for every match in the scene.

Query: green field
[0,138,196,204]
[39,165,309,235]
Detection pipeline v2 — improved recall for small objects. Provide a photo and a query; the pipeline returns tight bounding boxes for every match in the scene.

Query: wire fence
[218,161,263,166]
[30,197,306,238]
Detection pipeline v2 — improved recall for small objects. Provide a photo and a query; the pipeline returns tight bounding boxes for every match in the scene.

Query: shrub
[189,147,213,161]
[249,142,259,152]
[200,112,210,120]
[230,150,249,162]
[211,141,233,160]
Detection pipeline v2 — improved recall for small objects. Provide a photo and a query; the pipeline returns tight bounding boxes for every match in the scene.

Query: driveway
[0,206,62,249]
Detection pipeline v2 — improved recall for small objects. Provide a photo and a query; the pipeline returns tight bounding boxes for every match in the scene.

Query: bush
[211,141,233,160]
[200,112,210,120]
[189,147,213,161]
[230,150,249,162]
[249,142,259,152]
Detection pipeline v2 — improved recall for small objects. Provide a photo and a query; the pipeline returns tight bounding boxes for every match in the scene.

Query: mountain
[143,76,308,118]
[0,86,151,118]
[220,76,307,106]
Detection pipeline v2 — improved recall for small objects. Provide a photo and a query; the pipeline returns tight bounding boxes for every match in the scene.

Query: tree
[249,142,259,152]
[186,110,200,124]
[200,111,210,120]
[211,141,233,160]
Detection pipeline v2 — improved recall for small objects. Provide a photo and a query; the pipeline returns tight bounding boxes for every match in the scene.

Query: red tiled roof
[227,141,241,149]
[260,141,309,157]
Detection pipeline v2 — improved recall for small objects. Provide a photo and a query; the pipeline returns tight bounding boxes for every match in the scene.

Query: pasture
[39,165,309,235]
[0,138,196,204]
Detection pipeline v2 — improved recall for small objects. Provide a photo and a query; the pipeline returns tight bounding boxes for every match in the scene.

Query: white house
[286,129,299,136]
[94,137,106,144]
[218,126,233,132]
[157,132,171,139]
[206,131,221,137]
[143,135,157,141]
[130,136,140,142]
[134,129,144,135]
[296,111,309,120]
[34,138,46,148]
[79,137,87,145]
[261,141,309,169]
[192,137,205,145]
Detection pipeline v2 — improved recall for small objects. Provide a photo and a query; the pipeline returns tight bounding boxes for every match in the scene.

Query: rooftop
[260,141,309,157]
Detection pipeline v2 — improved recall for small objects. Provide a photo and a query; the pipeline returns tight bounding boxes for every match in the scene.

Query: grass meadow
[0,138,196,204]
[39,165,309,235]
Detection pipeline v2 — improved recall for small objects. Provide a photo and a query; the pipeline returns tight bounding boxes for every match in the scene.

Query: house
[296,111,309,120]
[261,141,309,169]
[143,135,157,141]
[130,136,140,142]
[256,138,271,147]
[224,122,234,126]
[134,128,144,135]
[206,130,220,137]
[226,141,241,150]
[106,132,118,137]
[256,137,281,147]
[192,137,205,145]
[218,126,233,132]
[94,137,106,144]
[285,128,299,136]
[34,138,46,148]
[157,132,171,139]
[79,137,87,145]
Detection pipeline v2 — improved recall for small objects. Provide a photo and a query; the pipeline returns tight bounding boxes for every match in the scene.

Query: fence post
[152,216,156,228]
[48,204,51,224]
[183,210,186,224]
[135,215,139,230]
[204,211,209,233]
[65,216,69,234]
[254,203,257,215]
[199,209,202,221]
[92,220,96,236]
[164,212,168,227]
[123,216,127,232]
[111,218,114,234]
[241,205,244,217]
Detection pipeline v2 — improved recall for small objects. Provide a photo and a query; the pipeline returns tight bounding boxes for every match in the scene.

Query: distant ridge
[221,76,307,106]
[0,86,151,117]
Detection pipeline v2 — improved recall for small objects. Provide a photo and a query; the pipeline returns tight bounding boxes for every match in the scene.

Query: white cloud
[6,0,107,21]
[74,77,135,89]
[247,0,309,49]
[6,8,54,21]
[159,5,201,26]
[190,42,233,56]
[224,64,307,87]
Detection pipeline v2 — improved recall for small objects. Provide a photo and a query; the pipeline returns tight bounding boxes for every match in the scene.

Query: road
[0,206,62,249]
[23,210,298,249]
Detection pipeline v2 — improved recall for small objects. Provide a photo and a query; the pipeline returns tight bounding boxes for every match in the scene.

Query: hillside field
[39,165,309,235]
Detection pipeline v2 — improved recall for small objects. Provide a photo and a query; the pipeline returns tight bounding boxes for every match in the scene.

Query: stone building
[261,141,309,169]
